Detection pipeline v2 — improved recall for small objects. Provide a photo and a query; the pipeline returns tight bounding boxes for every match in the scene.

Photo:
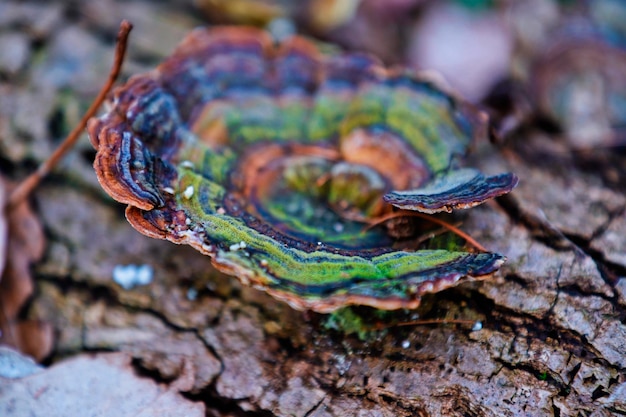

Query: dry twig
[364,211,489,252]
[6,20,133,211]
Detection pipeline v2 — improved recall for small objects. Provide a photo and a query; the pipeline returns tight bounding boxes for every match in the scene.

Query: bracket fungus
[530,24,626,148]
[88,27,517,313]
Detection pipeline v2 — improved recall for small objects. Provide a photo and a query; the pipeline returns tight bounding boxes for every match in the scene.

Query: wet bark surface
[1,1,625,416]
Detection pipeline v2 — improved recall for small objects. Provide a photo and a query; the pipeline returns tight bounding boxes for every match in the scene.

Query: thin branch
[364,211,489,253]
[7,20,133,211]
[372,318,477,330]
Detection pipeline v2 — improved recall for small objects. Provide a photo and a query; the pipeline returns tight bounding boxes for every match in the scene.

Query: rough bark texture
[1,1,625,416]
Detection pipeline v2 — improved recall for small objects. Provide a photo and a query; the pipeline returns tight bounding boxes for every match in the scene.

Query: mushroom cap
[89,27,516,312]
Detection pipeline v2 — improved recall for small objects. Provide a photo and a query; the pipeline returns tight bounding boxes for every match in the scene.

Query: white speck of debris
[317,241,322,246]
[334,354,351,376]
[162,187,175,195]
[181,160,194,169]
[217,207,226,215]
[187,288,198,301]
[333,223,344,233]
[183,185,194,199]
[472,321,483,331]
[401,340,410,349]
[112,264,153,290]
[185,218,192,225]
[239,241,247,249]
[229,241,244,251]
[260,259,268,267]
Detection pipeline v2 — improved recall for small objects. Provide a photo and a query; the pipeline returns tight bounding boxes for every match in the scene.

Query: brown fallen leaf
[0,351,205,417]
[0,176,51,362]
[0,180,7,278]
[0,20,133,363]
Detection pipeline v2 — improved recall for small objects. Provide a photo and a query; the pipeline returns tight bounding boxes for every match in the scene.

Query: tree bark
[3,1,625,415]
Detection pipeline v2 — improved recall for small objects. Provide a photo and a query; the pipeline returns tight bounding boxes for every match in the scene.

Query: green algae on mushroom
[88,27,517,313]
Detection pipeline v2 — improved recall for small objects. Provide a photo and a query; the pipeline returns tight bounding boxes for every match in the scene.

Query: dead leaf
[0,21,133,362]
[0,180,7,278]
[0,176,50,362]
[0,351,205,417]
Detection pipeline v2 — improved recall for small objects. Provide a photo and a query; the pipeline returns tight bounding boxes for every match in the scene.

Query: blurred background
[1,0,625,176]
